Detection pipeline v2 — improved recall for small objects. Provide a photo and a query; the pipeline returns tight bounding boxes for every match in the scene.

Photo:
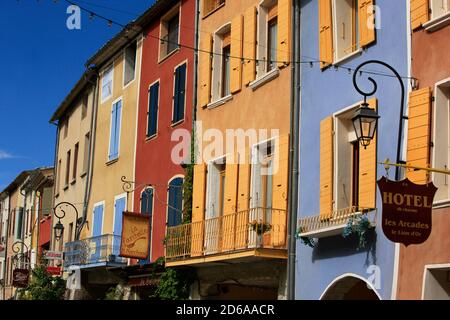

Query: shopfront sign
[13,269,29,288]
[46,266,62,275]
[44,251,64,260]
[120,211,150,259]
[378,177,437,246]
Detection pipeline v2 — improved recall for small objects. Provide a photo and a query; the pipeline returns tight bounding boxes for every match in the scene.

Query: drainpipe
[77,71,100,241]
[2,196,11,299]
[193,0,200,126]
[287,0,301,300]
[49,120,59,250]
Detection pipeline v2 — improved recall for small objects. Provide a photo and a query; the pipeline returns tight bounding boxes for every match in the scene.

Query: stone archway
[321,275,381,300]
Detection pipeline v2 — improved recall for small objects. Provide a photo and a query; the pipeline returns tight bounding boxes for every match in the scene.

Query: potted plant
[249,220,272,236]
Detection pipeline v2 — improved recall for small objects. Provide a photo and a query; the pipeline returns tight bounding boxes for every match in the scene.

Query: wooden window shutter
[230,15,243,94]
[411,0,430,30]
[359,98,378,209]
[199,34,213,108]
[243,6,257,86]
[277,0,291,68]
[191,163,207,256]
[406,87,432,184]
[359,0,376,48]
[320,116,334,219]
[237,150,251,212]
[222,153,239,251]
[319,0,334,68]
[272,134,290,247]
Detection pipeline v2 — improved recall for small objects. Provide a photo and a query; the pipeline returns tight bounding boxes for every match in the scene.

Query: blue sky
[0,0,155,190]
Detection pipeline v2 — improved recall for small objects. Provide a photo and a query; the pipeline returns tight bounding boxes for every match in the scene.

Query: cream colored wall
[84,38,143,239]
[53,86,94,246]
[198,0,291,158]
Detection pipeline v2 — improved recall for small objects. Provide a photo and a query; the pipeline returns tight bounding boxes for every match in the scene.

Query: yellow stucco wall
[83,37,143,239]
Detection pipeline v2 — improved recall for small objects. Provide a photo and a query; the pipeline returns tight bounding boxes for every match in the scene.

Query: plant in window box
[342,215,374,250]
[249,220,272,236]
[295,226,315,248]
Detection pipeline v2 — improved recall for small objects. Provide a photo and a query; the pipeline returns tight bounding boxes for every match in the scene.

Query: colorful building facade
[165,0,292,299]
[396,0,450,300]
[296,0,409,300]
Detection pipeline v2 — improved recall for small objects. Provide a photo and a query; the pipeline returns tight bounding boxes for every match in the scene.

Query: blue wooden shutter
[147,83,159,137]
[113,197,126,256]
[168,178,183,227]
[109,100,122,161]
[173,64,186,123]
[91,204,104,262]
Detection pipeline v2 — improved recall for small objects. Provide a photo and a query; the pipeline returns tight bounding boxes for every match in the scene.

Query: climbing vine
[151,258,195,300]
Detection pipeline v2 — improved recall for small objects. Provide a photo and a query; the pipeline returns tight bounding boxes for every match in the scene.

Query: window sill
[106,158,119,166]
[333,48,363,66]
[171,119,185,128]
[203,3,226,19]
[423,13,450,32]
[249,68,280,91]
[207,94,233,110]
[101,95,112,105]
[123,77,136,90]
[432,198,450,209]
[158,48,180,64]
[146,134,158,142]
[70,179,76,185]
[80,172,87,179]
[63,185,69,191]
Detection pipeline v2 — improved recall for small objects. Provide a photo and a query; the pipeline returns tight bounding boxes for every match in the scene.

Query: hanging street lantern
[352,101,380,149]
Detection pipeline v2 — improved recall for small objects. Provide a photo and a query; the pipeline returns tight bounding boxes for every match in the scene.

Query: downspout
[193,0,200,126]
[287,0,300,300]
[77,71,99,240]
[2,196,11,299]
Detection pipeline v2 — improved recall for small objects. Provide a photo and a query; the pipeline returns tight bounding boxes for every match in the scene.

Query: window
[68,223,73,243]
[423,265,450,299]
[351,141,360,207]
[251,140,275,212]
[147,82,159,137]
[108,99,122,162]
[203,0,225,16]
[62,118,68,139]
[65,150,71,187]
[81,94,88,119]
[332,0,359,61]
[57,159,61,193]
[72,143,79,181]
[430,0,450,20]
[16,208,24,240]
[160,9,180,59]
[140,188,154,264]
[211,26,232,102]
[167,177,183,227]
[257,1,279,76]
[83,132,90,174]
[432,82,450,201]
[101,65,113,102]
[173,64,186,124]
[206,157,227,218]
[124,42,137,86]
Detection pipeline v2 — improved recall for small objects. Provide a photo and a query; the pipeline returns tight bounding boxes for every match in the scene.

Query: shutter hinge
[431,96,435,102]
[430,141,434,148]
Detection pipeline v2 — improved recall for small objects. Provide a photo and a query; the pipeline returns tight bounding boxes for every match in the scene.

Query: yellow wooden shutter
[236,151,250,249]
[319,0,333,68]
[199,34,212,108]
[277,0,291,68]
[222,153,239,250]
[359,0,376,48]
[411,0,430,30]
[406,87,432,184]
[230,15,243,94]
[320,116,334,219]
[272,135,290,247]
[191,163,206,256]
[359,98,378,209]
[243,6,257,86]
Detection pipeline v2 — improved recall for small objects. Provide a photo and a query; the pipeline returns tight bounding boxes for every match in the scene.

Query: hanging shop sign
[120,211,150,260]
[377,177,437,246]
[13,269,29,288]
[44,251,64,260]
[46,266,62,275]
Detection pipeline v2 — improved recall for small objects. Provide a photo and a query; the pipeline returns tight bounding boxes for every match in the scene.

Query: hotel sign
[120,211,150,260]
[13,269,29,288]
[378,177,437,246]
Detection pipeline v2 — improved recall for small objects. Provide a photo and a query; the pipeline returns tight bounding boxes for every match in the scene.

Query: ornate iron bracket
[53,201,80,240]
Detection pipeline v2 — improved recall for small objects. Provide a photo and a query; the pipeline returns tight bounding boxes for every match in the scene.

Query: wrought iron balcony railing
[165,207,287,261]
[64,234,127,269]
[297,206,377,238]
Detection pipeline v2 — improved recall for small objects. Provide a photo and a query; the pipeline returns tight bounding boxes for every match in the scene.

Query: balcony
[64,234,127,270]
[165,207,288,267]
[297,206,377,239]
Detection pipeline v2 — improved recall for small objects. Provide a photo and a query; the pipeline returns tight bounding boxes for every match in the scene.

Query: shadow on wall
[311,230,378,267]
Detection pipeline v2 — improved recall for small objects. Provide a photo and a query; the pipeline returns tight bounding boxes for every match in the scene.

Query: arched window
[167,177,183,227]
[139,188,153,265]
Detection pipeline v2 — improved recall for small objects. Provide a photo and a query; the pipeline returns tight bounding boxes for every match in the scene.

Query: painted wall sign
[46,266,62,275]
[13,269,29,288]
[120,211,150,259]
[377,177,437,246]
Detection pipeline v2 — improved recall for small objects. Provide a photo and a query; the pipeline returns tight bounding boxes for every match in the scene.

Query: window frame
[166,176,185,227]
[101,64,114,103]
[206,156,227,219]
[140,187,155,263]
[203,0,226,17]
[430,0,450,20]
[172,62,188,126]
[256,0,279,78]
[159,6,181,62]
[123,41,138,88]
[72,142,79,183]
[211,23,232,103]
[331,0,360,63]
